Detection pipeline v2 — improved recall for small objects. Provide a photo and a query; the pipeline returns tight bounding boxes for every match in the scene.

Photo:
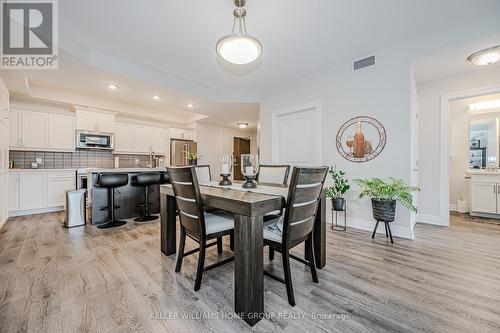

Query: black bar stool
[96,173,129,229]
[132,173,161,222]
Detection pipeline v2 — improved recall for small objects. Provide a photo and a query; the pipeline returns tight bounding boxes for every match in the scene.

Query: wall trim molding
[449,204,457,212]
[416,214,442,226]
[9,206,63,218]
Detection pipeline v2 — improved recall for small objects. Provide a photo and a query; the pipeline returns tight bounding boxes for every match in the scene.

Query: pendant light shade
[216,0,263,65]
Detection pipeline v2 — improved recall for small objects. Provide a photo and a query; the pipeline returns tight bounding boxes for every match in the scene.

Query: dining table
[159,181,326,326]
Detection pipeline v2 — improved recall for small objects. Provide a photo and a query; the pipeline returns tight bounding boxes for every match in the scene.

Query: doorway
[233,137,250,180]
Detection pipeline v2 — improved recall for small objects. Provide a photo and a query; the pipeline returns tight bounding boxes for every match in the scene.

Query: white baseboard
[9,206,64,217]
[327,212,414,240]
[416,214,442,226]
[449,204,457,212]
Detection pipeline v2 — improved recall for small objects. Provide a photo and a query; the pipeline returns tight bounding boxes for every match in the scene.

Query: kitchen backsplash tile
[9,150,152,169]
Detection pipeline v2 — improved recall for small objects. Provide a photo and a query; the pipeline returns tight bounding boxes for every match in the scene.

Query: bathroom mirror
[469,117,499,169]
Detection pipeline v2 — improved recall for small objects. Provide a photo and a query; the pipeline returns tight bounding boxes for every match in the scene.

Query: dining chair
[256,164,291,186]
[194,165,211,183]
[167,166,234,291]
[263,166,328,306]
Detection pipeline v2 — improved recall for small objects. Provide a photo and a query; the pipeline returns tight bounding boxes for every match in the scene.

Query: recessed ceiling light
[151,94,161,101]
[186,103,194,109]
[467,45,500,66]
[107,84,119,90]
[237,122,249,129]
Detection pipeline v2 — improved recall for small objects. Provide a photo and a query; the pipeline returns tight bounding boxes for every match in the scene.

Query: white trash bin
[65,189,86,228]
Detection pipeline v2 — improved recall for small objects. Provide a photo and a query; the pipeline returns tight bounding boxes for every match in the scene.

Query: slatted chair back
[257,164,291,186]
[194,165,211,183]
[167,167,206,238]
[282,167,328,246]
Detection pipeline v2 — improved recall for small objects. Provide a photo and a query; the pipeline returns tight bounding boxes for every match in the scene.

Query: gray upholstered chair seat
[264,216,284,243]
[205,210,234,235]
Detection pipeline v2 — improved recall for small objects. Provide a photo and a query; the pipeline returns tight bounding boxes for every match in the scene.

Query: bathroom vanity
[469,170,500,218]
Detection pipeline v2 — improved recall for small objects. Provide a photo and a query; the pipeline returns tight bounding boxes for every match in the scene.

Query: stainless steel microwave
[76,130,114,150]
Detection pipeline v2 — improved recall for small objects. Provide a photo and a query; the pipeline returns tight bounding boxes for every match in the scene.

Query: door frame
[440,85,500,227]
[271,101,322,165]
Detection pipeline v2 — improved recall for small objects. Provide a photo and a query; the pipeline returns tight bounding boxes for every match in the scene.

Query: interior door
[233,137,251,180]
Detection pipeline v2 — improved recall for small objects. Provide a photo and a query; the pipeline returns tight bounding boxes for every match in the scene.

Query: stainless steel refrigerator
[170,139,197,166]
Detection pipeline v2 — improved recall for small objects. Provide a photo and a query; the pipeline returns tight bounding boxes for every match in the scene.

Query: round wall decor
[336,116,386,163]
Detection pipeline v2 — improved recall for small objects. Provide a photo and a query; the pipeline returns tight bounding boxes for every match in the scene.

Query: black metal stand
[242,175,257,188]
[331,201,347,231]
[219,174,232,186]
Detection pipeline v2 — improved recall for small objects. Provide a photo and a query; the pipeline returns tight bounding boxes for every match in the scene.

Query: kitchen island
[89,168,167,225]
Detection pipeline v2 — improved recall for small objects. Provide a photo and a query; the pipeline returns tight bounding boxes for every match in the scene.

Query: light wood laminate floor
[0,212,499,333]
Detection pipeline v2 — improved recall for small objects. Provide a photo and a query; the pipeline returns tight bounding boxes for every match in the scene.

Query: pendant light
[216,0,263,65]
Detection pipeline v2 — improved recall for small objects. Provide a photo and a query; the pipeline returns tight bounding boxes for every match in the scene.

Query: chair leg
[387,223,394,244]
[194,240,206,291]
[217,237,223,254]
[384,222,388,237]
[372,221,379,239]
[306,237,318,283]
[282,248,295,306]
[229,233,234,251]
[269,247,275,261]
[175,227,186,273]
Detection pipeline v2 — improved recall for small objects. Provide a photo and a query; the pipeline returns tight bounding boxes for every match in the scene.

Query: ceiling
[2,0,500,127]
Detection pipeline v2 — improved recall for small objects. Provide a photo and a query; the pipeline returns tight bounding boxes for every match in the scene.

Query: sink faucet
[150,151,156,168]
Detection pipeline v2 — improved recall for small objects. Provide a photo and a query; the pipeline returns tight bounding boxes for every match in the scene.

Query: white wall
[194,122,257,179]
[260,47,415,239]
[417,68,500,219]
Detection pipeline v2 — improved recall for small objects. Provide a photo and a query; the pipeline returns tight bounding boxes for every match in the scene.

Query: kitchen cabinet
[9,172,19,212]
[9,109,75,152]
[48,114,75,150]
[23,111,49,148]
[170,128,195,141]
[46,171,75,207]
[76,109,115,133]
[114,123,134,152]
[114,122,165,155]
[0,77,8,126]
[9,169,75,216]
[19,171,46,211]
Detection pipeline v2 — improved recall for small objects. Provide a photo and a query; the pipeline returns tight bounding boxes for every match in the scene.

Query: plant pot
[332,198,345,211]
[188,159,197,166]
[371,199,396,222]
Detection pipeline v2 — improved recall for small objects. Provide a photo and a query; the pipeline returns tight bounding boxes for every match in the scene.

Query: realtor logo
[1,0,58,69]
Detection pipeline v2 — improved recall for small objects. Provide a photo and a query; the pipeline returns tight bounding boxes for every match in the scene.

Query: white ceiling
[2,0,500,126]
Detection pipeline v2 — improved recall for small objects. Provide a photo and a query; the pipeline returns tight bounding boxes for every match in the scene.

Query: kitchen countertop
[9,168,77,172]
[87,168,165,173]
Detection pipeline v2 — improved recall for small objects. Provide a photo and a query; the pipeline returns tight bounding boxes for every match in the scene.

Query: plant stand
[372,221,394,244]
[331,201,346,231]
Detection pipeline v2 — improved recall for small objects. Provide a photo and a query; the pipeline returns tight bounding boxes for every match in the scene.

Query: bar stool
[132,173,161,222]
[96,173,129,229]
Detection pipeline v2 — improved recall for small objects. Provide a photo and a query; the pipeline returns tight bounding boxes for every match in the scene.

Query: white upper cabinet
[114,123,134,153]
[75,109,115,133]
[9,109,75,152]
[23,111,48,148]
[114,122,165,155]
[170,128,195,141]
[48,114,75,150]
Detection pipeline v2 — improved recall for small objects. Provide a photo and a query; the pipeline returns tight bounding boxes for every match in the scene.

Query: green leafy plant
[325,166,350,199]
[353,177,420,212]
[184,151,198,161]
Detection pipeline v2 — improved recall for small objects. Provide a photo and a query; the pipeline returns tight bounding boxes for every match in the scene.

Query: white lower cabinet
[19,172,46,211]
[9,170,76,216]
[470,182,497,214]
[46,171,75,207]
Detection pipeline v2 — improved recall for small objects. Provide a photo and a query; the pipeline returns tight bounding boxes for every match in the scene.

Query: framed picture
[336,116,387,163]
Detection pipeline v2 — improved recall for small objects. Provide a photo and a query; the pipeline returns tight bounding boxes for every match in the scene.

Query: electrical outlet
[135,159,140,165]
[36,157,43,164]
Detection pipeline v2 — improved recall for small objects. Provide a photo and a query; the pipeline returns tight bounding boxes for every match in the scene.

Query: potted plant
[325,167,350,211]
[185,151,198,166]
[353,177,420,222]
